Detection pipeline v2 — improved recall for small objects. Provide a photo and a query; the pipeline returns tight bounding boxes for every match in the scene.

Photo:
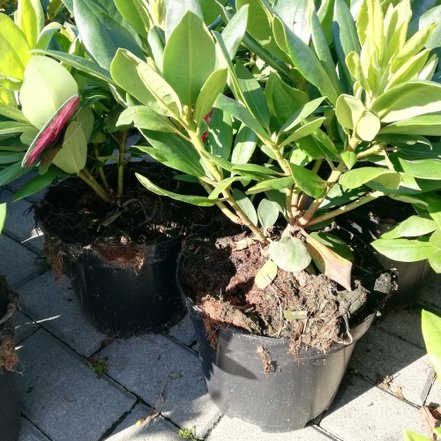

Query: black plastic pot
[187,298,374,432]
[0,288,20,441]
[65,236,185,337]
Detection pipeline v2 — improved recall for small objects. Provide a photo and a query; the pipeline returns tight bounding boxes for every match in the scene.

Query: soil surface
[179,221,393,353]
[34,163,213,269]
[0,276,17,371]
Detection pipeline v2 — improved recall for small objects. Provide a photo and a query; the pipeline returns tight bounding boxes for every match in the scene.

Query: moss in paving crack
[178,427,198,440]
[87,356,108,377]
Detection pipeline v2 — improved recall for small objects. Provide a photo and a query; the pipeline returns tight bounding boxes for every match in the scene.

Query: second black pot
[65,236,185,337]
[187,298,374,432]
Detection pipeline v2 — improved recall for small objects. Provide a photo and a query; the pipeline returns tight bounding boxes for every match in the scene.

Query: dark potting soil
[179,221,393,353]
[0,276,17,371]
[34,163,214,267]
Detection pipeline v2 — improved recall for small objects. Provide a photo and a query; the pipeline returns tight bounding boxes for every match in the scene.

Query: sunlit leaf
[269,237,312,273]
[255,260,278,289]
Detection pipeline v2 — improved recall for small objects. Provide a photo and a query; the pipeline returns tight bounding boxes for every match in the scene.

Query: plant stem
[78,170,112,204]
[305,191,384,227]
[117,131,128,198]
[94,145,110,191]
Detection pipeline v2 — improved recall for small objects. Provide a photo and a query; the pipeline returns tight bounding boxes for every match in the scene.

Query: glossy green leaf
[114,0,149,36]
[258,198,280,229]
[0,152,24,163]
[404,431,432,441]
[20,56,78,129]
[164,0,203,41]
[339,167,400,190]
[255,260,278,289]
[235,63,270,130]
[380,115,441,136]
[214,94,269,142]
[280,97,325,134]
[269,237,312,273]
[279,117,326,148]
[195,69,227,124]
[208,176,245,199]
[163,12,216,106]
[73,0,142,70]
[0,122,32,136]
[117,106,177,133]
[0,162,29,186]
[0,13,31,83]
[137,131,204,177]
[12,166,59,201]
[206,108,233,161]
[136,172,217,206]
[422,309,441,378]
[232,188,258,226]
[52,121,87,174]
[341,151,357,169]
[381,216,437,239]
[16,0,44,48]
[371,238,433,262]
[290,163,326,199]
[220,4,249,61]
[231,125,257,164]
[273,16,339,104]
[247,176,294,195]
[371,81,441,123]
[399,158,441,180]
[265,73,309,126]
[35,49,113,84]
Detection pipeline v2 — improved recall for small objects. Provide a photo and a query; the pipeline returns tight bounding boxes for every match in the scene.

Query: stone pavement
[1,184,440,441]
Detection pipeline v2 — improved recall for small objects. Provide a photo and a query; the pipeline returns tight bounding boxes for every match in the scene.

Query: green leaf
[114,0,149,36]
[399,158,441,180]
[73,0,143,70]
[16,0,44,48]
[381,216,437,239]
[310,232,354,261]
[232,188,258,226]
[208,176,245,199]
[280,97,325,134]
[247,176,293,195]
[255,260,278,289]
[136,172,217,206]
[0,122,32,136]
[206,108,233,161]
[404,431,432,441]
[289,163,326,199]
[117,106,177,133]
[235,63,270,130]
[12,166,59,201]
[269,237,312,273]
[219,4,249,60]
[0,104,27,122]
[0,202,6,233]
[231,125,257,164]
[380,115,441,136]
[371,81,441,123]
[339,167,401,190]
[20,55,78,129]
[422,309,441,378]
[0,13,31,84]
[265,73,309,126]
[258,198,280,229]
[0,162,30,186]
[371,238,434,262]
[214,94,270,142]
[137,131,204,177]
[194,69,227,124]
[273,16,339,104]
[163,12,216,106]
[341,151,357,169]
[52,121,87,174]
[279,117,326,148]
[164,0,203,41]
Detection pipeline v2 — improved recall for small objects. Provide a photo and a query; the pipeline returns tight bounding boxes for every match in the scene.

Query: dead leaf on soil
[255,260,278,289]
[305,235,352,290]
[234,237,255,251]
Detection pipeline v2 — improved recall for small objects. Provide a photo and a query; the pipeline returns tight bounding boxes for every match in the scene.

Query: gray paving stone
[207,416,332,441]
[350,327,434,405]
[426,377,441,406]
[15,329,136,441]
[100,334,221,439]
[0,189,44,252]
[418,272,441,311]
[18,418,51,441]
[15,311,39,343]
[106,403,181,441]
[376,306,425,349]
[167,313,195,347]
[18,272,106,357]
[0,235,43,287]
[320,374,430,440]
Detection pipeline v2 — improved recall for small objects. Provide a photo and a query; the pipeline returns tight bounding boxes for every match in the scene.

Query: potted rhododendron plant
[80,0,441,431]
[0,0,208,336]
